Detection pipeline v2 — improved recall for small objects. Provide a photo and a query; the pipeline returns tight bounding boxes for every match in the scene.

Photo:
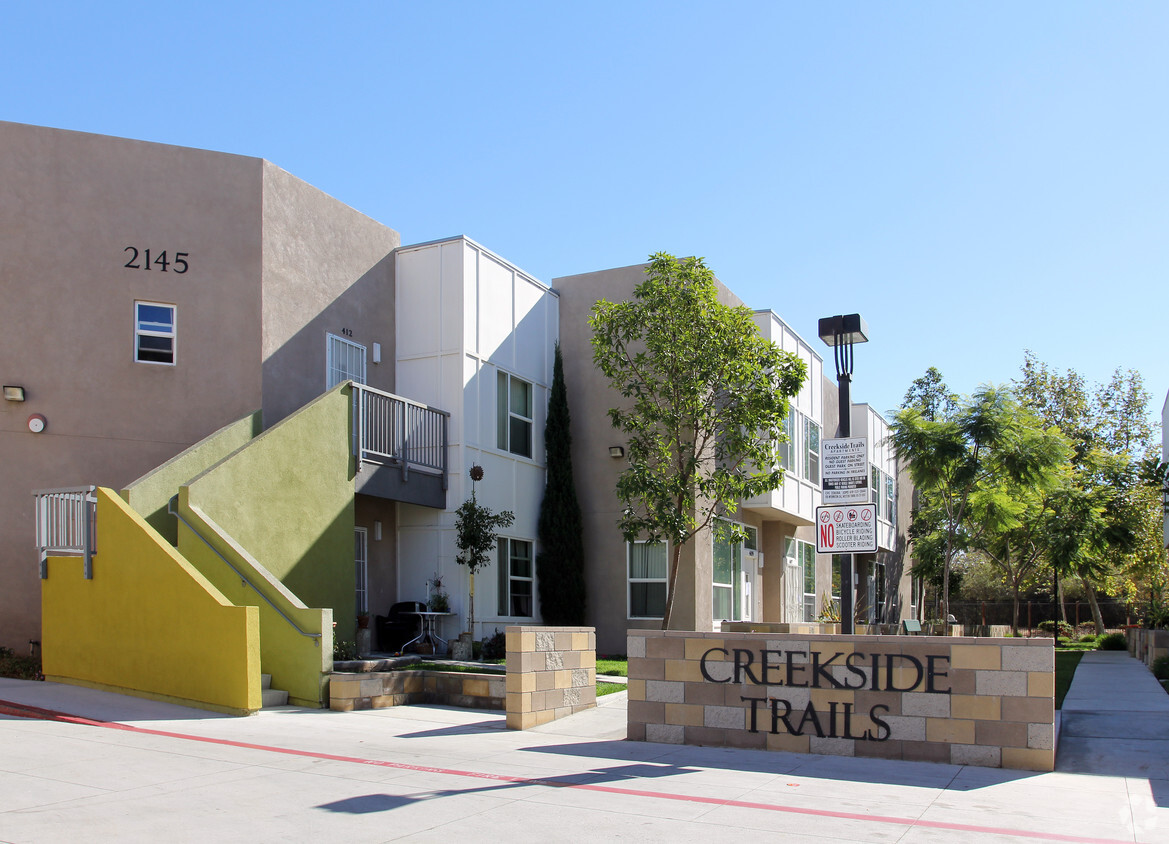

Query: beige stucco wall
[0,121,263,650]
[259,163,400,427]
[0,122,404,651]
[554,263,771,654]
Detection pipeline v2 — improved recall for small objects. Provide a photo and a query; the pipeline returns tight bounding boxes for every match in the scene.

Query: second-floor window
[327,333,366,388]
[135,302,176,365]
[497,371,533,458]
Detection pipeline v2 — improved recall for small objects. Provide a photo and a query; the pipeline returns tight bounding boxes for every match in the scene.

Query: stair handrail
[34,485,97,579]
[168,496,322,647]
[352,383,449,483]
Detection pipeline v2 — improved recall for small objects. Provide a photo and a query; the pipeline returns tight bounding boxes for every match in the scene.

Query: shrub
[1038,620,1074,639]
[1077,634,1097,645]
[1152,655,1169,682]
[0,646,42,681]
[333,640,357,661]
[480,628,506,661]
[1056,636,1072,647]
[1098,632,1127,651]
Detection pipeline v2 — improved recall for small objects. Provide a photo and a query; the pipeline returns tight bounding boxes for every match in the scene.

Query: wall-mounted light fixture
[3,385,26,402]
[374,520,383,541]
[608,446,625,458]
[373,343,382,364]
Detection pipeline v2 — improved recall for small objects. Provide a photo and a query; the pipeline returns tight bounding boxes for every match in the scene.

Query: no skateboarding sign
[815,504,877,554]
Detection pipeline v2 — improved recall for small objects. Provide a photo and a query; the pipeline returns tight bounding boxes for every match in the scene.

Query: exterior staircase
[261,673,290,708]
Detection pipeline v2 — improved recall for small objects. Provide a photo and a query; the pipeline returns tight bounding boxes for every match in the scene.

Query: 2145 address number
[124,247,189,273]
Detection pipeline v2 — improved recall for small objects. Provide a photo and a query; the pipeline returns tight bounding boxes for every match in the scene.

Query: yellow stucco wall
[41,488,261,714]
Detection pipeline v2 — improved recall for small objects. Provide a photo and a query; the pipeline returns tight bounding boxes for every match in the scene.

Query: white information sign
[815,504,878,554]
[820,437,869,504]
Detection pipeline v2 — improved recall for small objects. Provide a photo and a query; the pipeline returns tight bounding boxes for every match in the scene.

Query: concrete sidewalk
[1057,650,1169,780]
[1,653,1167,843]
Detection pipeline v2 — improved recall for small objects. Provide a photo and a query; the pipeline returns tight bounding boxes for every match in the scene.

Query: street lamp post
[817,314,869,635]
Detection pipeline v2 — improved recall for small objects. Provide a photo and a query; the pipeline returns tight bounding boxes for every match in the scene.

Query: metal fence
[353,383,449,480]
[34,486,97,579]
[947,598,1133,632]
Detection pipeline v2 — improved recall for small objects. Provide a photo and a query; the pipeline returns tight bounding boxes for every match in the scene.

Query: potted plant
[428,574,450,613]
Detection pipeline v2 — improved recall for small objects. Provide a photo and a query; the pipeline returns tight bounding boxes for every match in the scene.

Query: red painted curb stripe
[0,699,1129,844]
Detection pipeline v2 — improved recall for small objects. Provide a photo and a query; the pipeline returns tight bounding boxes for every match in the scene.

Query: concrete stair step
[261,687,289,707]
[261,673,272,690]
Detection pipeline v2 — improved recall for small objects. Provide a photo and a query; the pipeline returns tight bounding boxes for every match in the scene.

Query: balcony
[352,384,449,509]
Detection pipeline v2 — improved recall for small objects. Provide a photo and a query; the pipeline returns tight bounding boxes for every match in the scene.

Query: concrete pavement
[1,651,1167,843]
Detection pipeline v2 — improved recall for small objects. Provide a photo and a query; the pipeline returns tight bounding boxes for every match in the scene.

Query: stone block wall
[506,626,596,729]
[628,631,1054,771]
[1127,628,1169,670]
[329,670,505,711]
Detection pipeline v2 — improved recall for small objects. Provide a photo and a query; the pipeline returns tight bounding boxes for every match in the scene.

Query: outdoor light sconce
[374,520,383,541]
[3,385,26,402]
[609,446,625,458]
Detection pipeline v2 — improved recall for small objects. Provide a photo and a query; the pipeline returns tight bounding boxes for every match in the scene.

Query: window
[779,407,796,472]
[354,527,369,614]
[327,333,366,389]
[798,540,817,621]
[804,417,821,484]
[497,371,533,458]
[831,554,842,605]
[628,541,667,619]
[497,538,533,617]
[885,473,896,528]
[712,523,744,622]
[135,302,175,364]
[871,465,881,518]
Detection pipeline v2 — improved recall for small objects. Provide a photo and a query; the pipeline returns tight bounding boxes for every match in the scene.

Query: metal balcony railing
[352,384,449,487]
[34,486,97,579]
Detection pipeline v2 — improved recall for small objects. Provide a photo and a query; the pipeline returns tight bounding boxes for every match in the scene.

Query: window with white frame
[712,522,743,622]
[628,540,667,619]
[135,302,176,365]
[871,465,881,518]
[496,371,533,458]
[803,417,821,484]
[885,473,896,527]
[327,333,366,389]
[799,540,817,621]
[354,527,369,614]
[497,537,533,617]
[779,407,796,473]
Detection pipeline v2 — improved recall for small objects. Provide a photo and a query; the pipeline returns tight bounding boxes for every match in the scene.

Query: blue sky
[3,2,1166,424]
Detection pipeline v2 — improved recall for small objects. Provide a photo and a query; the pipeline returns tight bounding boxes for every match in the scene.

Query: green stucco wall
[121,411,263,544]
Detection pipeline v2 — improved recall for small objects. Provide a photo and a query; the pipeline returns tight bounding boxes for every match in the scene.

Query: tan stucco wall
[259,163,400,427]
[0,121,263,650]
[0,122,404,651]
[553,263,756,654]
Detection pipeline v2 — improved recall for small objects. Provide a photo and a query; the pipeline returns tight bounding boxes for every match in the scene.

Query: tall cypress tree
[537,342,586,625]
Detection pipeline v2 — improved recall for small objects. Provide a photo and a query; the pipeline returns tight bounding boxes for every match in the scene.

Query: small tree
[454,465,514,634]
[890,386,1067,625]
[590,253,806,629]
[537,343,587,625]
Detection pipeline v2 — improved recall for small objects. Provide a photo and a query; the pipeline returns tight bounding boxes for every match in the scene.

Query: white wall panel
[478,250,514,364]
[396,247,442,358]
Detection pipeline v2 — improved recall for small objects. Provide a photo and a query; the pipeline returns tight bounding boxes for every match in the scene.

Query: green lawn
[597,658,628,677]
[1055,649,1085,710]
[597,681,625,696]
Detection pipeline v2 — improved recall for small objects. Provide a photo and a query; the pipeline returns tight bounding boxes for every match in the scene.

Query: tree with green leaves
[590,253,806,629]
[454,465,514,634]
[890,386,1068,625]
[1015,356,1158,632]
[902,366,958,423]
[536,343,586,625]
